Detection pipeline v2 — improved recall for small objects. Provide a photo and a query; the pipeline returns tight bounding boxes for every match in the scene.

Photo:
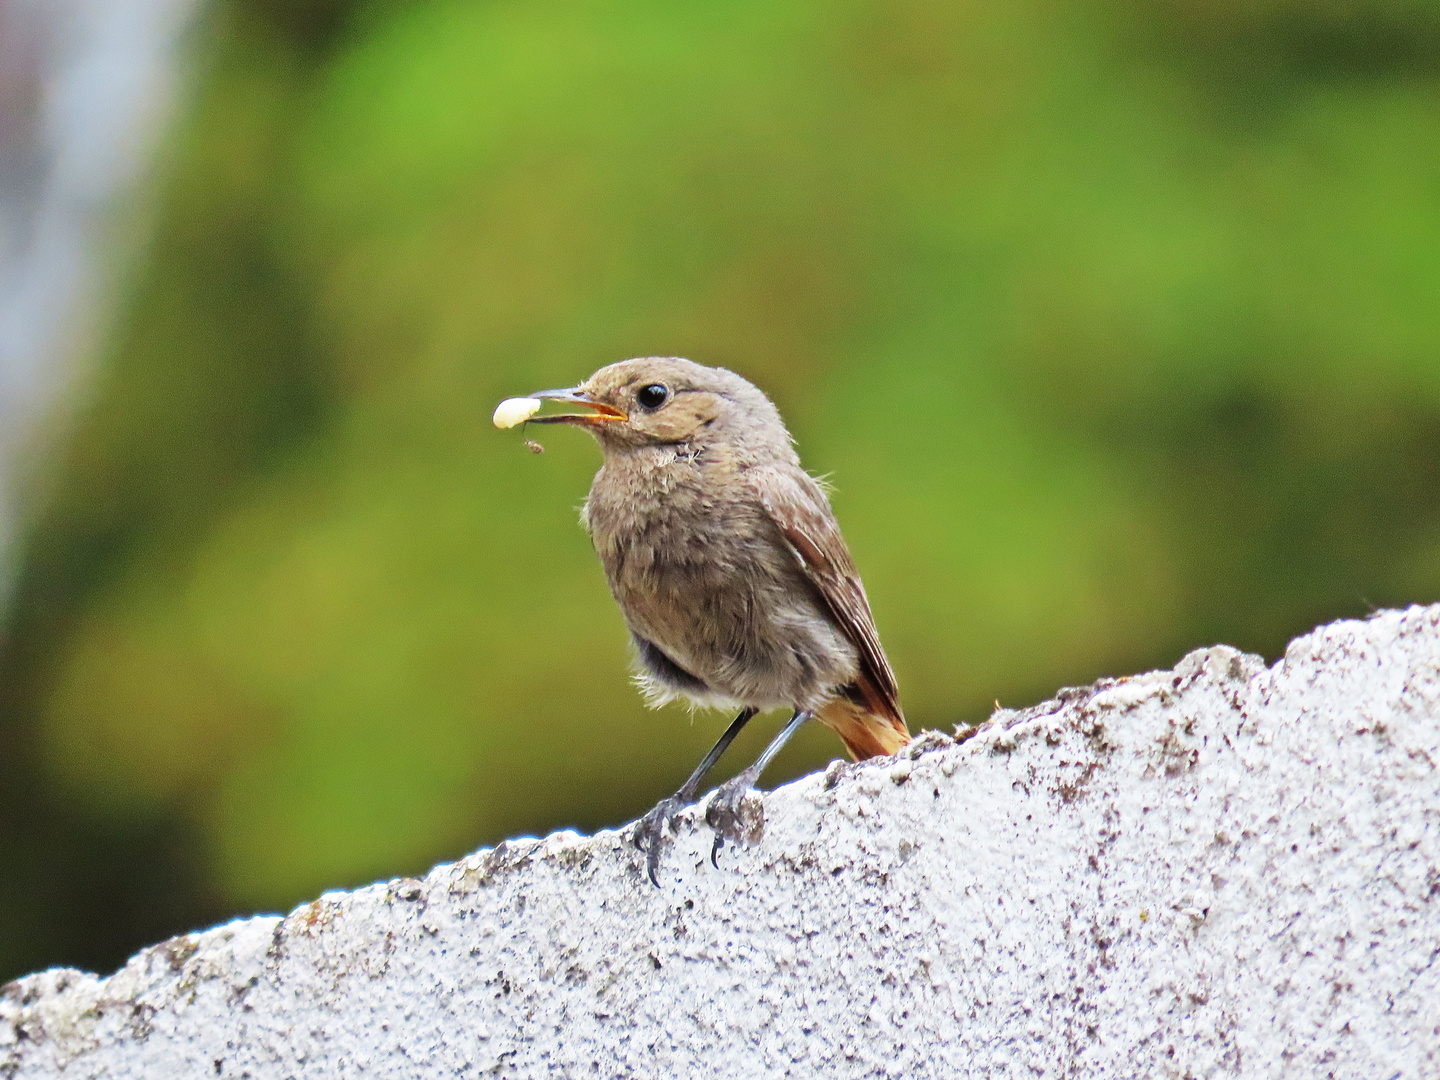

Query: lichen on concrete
[4,606,1440,1077]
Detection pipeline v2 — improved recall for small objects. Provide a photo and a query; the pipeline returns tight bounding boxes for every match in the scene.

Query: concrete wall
[4,605,1439,1077]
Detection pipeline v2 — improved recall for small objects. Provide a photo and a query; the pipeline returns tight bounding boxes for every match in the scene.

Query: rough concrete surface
[4,606,1440,1078]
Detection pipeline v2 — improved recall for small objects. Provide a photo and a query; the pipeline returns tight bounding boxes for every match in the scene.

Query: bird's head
[523,357,794,460]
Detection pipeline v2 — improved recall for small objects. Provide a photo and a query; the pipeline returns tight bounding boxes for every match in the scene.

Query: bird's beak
[526,387,627,427]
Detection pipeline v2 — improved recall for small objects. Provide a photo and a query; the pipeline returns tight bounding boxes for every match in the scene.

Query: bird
[505,357,909,884]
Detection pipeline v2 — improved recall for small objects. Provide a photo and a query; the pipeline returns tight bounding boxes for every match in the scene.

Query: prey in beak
[525,388,627,427]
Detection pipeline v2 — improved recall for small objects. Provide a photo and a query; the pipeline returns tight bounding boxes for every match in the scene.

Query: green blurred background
[4,0,1440,981]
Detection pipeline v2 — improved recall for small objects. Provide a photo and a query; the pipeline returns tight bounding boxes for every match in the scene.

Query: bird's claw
[705,777,765,867]
[633,795,686,887]
[633,775,766,883]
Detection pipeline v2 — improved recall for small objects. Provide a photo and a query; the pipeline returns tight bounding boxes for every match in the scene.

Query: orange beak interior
[526,388,627,426]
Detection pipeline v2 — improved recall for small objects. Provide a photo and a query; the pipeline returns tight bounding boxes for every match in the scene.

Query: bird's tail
[816,696,910,761]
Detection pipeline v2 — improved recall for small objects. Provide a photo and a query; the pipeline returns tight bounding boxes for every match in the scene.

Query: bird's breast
[583,457,858,709]
[585,455,742,568]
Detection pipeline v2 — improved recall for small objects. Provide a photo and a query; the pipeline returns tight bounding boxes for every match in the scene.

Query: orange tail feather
[816,697,910,761]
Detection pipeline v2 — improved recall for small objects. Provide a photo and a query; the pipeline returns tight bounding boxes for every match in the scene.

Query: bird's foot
[632,794,688,887]
[705,772,766,867]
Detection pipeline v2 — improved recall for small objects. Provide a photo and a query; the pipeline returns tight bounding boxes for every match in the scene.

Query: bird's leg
[633,706,758,886]
[707,709,811,866]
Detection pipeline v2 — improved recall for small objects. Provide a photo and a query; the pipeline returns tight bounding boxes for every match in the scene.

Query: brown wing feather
[753,466,905,732]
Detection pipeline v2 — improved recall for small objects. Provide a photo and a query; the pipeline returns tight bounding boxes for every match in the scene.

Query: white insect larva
[492,397,542,429]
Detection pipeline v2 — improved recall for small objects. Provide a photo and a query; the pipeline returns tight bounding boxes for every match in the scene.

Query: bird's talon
[704,779,766,861]
[633,795,686,886]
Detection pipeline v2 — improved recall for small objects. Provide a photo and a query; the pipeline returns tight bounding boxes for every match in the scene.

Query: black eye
[636,383,669,410]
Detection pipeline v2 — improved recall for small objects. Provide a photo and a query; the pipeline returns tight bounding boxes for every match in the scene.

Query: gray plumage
[520,356,907,881]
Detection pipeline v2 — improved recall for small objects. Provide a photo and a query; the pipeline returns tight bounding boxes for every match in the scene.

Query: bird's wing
[752,466,904,728]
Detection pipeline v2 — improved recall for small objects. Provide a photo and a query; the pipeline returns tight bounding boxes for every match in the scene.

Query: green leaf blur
[4,0,1440,979]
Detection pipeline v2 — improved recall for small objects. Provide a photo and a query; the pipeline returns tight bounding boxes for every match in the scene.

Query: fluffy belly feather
[611,543,859,712]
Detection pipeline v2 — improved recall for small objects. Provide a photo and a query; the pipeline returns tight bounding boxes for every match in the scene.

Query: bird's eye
[636,383,669,410]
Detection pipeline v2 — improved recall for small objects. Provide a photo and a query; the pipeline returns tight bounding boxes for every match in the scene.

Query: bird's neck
[583,443,739,550]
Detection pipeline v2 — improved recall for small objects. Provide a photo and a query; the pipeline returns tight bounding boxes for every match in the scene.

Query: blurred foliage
[3,0,1440,980]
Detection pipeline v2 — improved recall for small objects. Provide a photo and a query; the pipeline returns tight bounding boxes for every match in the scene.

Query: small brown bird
[511,357,909,883]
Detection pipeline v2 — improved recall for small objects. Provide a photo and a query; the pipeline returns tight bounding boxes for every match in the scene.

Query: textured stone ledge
[4,606,1440,1077]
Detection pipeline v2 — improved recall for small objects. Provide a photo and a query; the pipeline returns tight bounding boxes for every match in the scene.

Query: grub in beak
[492,397,542,429]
